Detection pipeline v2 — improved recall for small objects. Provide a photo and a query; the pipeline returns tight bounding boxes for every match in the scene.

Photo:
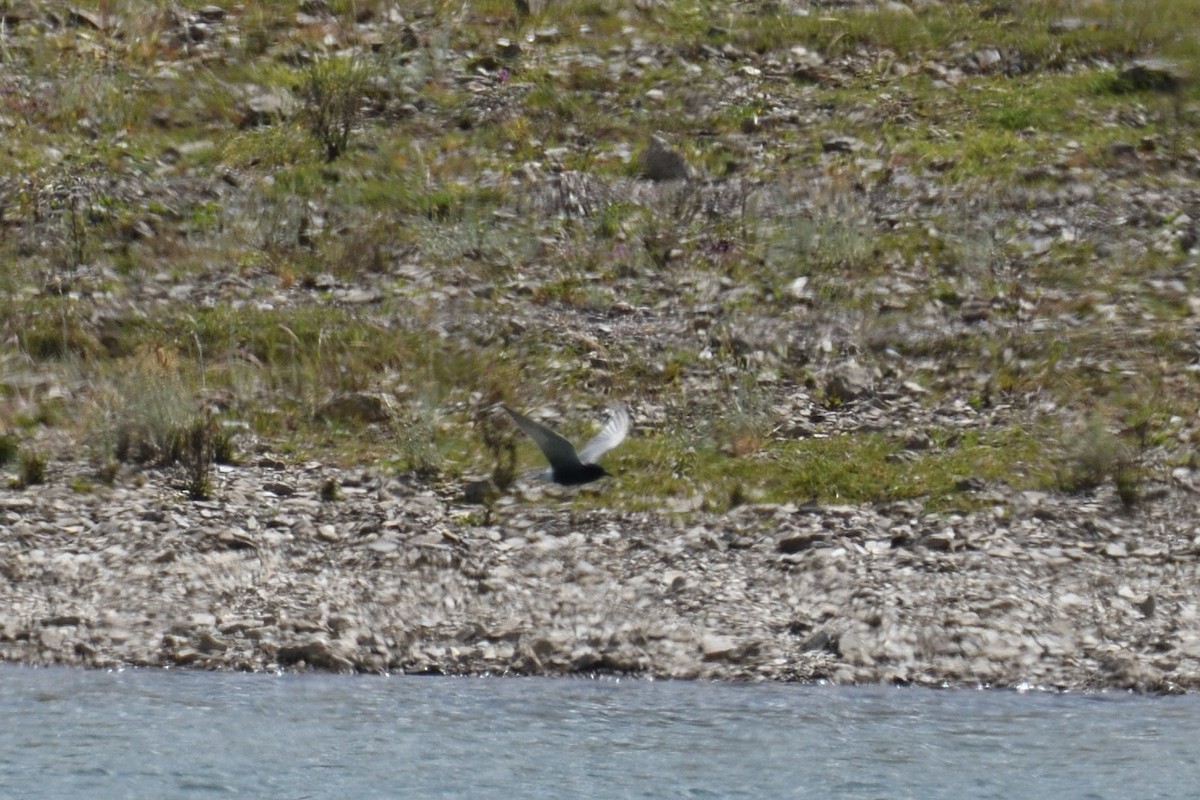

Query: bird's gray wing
[576,403,630,464]
[503,405,583,469]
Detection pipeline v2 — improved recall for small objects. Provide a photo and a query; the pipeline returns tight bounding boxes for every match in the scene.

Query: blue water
[0,665,1196,799]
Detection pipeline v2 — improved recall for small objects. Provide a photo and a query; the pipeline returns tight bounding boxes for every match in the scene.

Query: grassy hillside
[1,0,1198,513]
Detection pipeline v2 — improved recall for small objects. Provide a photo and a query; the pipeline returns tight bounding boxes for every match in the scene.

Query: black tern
[502,403,630,486]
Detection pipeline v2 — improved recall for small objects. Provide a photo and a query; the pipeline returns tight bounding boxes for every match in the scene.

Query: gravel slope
[3,457,1198,693]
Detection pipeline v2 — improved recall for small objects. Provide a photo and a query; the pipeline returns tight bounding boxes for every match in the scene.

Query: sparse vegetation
[1057,420,1129,495]
[182,414,217,501]
[320,478,342,502]
[475,402,518,492]
[0,0,1197,514]
[300,55,372,162]
[396,400,442,480]
[0,434,18,466]
[16,449,48,488]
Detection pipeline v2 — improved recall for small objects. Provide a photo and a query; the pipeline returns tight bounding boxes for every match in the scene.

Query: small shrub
[212,425,237,465]
[94,459,120,486]
[0,434,18,466]
[398,402,441,480]
[1056,419,1143,505]
[1113,459,1142,508]
[182,415,217,501]
[17,449,48,488]
[1056,421,1121,493]
[69,476,95,494]
[95,354,194,466]
[320,478,342,502]
[20,314,102,361]
[301,56,371,161]
[728,482,748,510]
[475,402,517,491]
[711,358,774,457]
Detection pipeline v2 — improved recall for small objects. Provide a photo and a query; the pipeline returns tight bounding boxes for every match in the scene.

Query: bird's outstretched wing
[576,403,630,465]
[502,405,583,470]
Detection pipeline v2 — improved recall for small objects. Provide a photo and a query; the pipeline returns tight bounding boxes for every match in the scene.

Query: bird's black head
[554,463,610,486]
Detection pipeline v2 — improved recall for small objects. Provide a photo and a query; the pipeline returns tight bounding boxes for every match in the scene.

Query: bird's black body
[553,463,610,486]
[502,404,630,486]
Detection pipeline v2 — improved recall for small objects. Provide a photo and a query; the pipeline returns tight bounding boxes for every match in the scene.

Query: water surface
[1,665,1195,799]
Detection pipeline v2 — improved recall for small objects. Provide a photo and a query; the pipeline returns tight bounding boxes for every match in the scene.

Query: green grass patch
[580,425,1053,514]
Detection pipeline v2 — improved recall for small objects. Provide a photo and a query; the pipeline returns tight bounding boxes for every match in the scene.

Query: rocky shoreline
[3,457,1198,694]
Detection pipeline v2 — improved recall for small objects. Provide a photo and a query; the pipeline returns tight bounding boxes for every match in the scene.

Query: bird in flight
[502,403,630,486]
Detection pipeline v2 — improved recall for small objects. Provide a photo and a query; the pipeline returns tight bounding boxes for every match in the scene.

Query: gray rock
[276,637,356,672]
[799,629,834,653]
[836,630,875,666]
[1104,542,1128,558]
[822,136,863,154]
[700,634,738,661]
[922,530,957,552]
[972,48,1003,72]
[777,532,825,554]
[1048,17,1087,34]
[1117,59,1186,93]
[239,85,297,127]
[315,392,395,424]
[639,135,690,181]
[824,359,876,403]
